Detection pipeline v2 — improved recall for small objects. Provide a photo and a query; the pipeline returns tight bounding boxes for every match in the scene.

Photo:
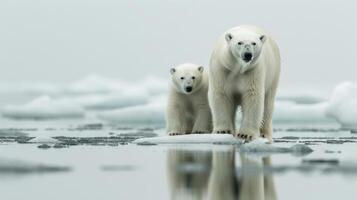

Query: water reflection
[167,150,212,200]
[167,148,277,200]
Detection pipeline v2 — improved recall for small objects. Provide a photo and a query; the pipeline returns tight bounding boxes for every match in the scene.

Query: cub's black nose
[243,52,252,61]
[185,86,193,92]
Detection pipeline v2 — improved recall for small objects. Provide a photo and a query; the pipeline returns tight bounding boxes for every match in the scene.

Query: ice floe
[133,134,313,156]
[133,134,242,145]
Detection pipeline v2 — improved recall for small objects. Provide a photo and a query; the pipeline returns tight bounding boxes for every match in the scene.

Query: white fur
[166,63,212,135]
[208,25,281,141]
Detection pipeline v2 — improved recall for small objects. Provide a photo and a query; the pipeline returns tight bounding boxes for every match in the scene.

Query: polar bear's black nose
[185,86,193,92]
[243,52,253,61]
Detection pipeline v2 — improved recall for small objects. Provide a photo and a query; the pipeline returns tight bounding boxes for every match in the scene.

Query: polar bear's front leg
[192,106,212,134]
[166,104,190,136]
[209,88,236,134]
[260,91,276,142]
[238,89,264,142]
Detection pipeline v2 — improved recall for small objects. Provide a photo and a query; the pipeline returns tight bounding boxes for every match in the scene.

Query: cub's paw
[213,130,232,134]
[168,132,185,136]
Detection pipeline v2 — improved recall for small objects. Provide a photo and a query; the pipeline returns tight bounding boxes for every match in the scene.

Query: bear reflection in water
[167,148,277,200]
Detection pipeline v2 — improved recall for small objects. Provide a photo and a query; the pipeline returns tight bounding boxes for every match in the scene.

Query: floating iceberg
[325,82,357,128]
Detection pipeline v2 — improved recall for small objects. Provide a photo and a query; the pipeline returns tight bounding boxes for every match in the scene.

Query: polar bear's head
[225,30,266,73]
[170,63,205,94]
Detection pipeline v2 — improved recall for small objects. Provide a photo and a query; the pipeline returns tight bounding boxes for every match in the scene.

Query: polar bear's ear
[170,68,176,75]
[260,35,267,43]
[225,33,233,42]
[198,66,204,72]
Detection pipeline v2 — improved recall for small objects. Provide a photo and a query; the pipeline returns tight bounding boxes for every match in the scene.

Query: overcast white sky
[0,0,356,88]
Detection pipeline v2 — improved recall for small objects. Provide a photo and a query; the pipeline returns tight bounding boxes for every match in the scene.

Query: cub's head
[170,63,205,94]
[225,30,266,73]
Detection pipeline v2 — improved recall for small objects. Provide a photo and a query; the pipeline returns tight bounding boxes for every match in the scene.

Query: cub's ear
[260,35,267,43]
[225,33,233,42]
[170,68,176,75]
[198,66,204,72]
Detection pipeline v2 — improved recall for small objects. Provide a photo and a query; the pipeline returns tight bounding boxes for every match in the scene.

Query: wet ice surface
[0,121,357,200]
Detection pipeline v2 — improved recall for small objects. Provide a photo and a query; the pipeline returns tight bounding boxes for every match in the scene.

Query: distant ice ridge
[274,101,329,123]
[0,75,168,96]
[1,96,84,120]
[98,95,166,123]
[0,75,167,120]
[62,75,168,96]
[1,75,357,129]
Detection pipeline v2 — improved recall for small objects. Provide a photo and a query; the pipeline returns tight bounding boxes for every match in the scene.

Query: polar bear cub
[208,25,280,142]
[166,63,212,135]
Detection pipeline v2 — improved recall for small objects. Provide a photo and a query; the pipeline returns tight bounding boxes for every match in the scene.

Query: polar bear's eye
[192,76,195,80]
[180,77,184,80]
[238,42,243,45]
[252,42,256,46]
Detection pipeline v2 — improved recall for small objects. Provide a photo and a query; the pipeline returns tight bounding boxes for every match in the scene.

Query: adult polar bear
[208,25,280,142]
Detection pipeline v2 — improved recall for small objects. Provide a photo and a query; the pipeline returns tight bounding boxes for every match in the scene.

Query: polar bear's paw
[260,133,273,143]
[237,131,258,142]
[192,131,207,134]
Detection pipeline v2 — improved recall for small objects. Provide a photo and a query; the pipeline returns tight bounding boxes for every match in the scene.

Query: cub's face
[170,64,204,94]
[225,31,266,73]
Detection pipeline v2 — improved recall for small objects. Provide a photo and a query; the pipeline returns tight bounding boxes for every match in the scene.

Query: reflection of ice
[0,158,70,174]
[167,150,212,200]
